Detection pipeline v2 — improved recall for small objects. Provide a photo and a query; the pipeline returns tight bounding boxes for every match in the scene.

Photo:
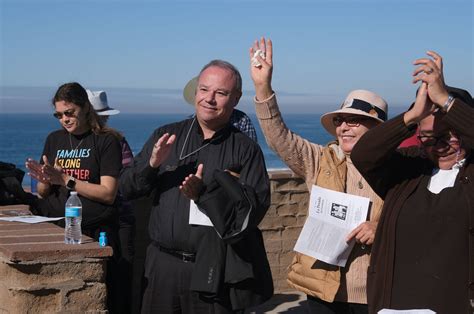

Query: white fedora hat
[86,90,120,116]
[320,89,388,136]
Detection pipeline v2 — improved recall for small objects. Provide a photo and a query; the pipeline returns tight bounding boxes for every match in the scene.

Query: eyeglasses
[53,109,76,119]
[417,133,459,147]
[332,116,371,127]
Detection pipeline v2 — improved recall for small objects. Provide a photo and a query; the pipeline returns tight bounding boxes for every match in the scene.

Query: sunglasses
[53,109,76,119]
[332,116,371,127]
[417,133,459,147]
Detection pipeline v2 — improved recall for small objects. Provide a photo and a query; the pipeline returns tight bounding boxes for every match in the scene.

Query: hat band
[345,99,387,121]
[95,107,112,112]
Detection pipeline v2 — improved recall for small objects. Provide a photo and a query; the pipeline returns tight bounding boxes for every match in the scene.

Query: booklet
[189,200,213,226]
[0,215,64,224]
[294,185,370,267]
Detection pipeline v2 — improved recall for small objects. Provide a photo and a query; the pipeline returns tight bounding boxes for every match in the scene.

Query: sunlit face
[54,100,89,135]
[334,114,379,154]
[418,114,464,170]
[194,66,241,134]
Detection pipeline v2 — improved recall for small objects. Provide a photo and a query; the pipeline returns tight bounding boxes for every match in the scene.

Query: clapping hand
[405,51,451,125]
[412,50,450,109]
[180,164,204,201]
[149,133,176,168]
[25,155,64,185]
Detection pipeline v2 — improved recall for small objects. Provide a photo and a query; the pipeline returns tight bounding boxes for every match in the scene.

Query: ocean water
[0,113,333,186]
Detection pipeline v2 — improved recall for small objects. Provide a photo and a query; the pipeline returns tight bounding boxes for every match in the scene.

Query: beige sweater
[255,93,383,304]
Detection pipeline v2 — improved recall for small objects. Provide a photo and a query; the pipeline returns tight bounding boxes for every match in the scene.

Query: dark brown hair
[52,82,122,139]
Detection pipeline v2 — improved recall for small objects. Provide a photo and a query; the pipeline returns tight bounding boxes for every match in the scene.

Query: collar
[65,129,92,140]
[428,158,466,194]
[192,119,232,143]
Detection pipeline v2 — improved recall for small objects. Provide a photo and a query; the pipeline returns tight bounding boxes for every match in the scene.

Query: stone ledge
[0,205,112,264]
[0,241,112,263]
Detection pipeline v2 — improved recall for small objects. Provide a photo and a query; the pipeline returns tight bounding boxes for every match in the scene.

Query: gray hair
[198,60,242,94]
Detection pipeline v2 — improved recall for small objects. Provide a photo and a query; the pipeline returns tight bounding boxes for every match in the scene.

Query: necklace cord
[69,133,84,151]
[179,118,211,161]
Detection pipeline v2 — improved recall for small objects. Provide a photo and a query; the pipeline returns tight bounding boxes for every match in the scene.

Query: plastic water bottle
[99,232,107,247]
[64,191,82,244]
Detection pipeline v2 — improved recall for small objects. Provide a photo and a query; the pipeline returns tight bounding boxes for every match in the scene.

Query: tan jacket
[255,94,383,303]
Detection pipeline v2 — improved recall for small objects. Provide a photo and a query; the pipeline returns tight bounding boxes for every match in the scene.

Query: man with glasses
[249,37,388,314]
[351,51,474,313]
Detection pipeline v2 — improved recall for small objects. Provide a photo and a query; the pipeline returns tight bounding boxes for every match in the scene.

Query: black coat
[352,99,474,314]
[191,169,273,310]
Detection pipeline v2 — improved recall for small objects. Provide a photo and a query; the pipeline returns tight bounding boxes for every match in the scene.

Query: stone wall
[260,170,308,292]
[0,205,112,313]
[0,260,107,313]
[0,170,308,313]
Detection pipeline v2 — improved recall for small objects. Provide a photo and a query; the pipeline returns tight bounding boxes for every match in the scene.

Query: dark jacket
[351,99,474,314]
[191,169,273,310]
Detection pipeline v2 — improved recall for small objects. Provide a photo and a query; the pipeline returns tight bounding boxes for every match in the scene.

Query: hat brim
[320,108,384,136]
[97,109,120,116]
[183,77,198,106]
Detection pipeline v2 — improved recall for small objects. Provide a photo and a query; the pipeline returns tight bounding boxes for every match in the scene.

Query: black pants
[141,244,238,314]
[117,215,135,313]
[306,295,368,314]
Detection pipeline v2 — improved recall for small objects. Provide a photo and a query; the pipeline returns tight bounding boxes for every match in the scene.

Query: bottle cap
[71,191,78,195]
[99,232,106,236]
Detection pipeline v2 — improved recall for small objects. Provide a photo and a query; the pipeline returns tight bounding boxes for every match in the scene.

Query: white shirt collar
[427,158,466,194]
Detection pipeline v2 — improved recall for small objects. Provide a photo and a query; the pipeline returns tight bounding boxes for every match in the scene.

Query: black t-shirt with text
[40,129,122,229]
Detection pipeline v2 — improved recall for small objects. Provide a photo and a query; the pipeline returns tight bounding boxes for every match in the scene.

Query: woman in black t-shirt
[25,82,123,313]
[26,82,122,222]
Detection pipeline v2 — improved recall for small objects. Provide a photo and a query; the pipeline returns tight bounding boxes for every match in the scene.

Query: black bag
[0,161,36,206]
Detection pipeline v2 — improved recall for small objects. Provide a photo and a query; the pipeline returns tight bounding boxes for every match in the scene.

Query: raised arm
[249,37,323,184]
[409,50,474,148]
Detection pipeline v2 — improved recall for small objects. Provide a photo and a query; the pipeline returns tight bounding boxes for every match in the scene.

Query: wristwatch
[66,176,76,190]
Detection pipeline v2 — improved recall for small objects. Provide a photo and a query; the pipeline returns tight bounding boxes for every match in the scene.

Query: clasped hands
[405,50,451,125]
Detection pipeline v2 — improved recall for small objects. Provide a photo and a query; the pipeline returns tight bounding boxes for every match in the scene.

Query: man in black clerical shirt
[120,60,273,313]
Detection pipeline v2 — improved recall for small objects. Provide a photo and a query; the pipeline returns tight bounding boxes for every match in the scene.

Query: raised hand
[149,133,176,168]
[180,164,204,201]
[250,37,274,101]
[412,51,449,107]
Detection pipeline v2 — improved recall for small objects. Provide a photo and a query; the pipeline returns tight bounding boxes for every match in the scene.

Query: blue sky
[1,0,472,113]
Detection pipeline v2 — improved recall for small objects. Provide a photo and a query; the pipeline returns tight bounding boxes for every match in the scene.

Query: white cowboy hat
[86,90,120,115]
[320,89,388,136]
